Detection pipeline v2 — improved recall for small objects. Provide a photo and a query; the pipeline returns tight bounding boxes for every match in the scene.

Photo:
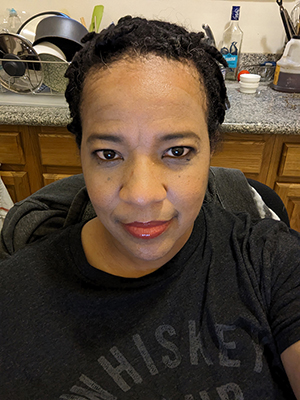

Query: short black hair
[65,15,228,150]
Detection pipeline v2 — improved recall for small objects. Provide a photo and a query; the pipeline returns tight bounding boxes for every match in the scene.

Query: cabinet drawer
[0,132,25,164]
[38,133,81,167]
[42,173,75,186]
[211,140,265,173]
[278,143,300,178]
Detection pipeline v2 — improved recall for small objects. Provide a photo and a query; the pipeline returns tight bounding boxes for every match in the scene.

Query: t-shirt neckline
[69,210,206,290]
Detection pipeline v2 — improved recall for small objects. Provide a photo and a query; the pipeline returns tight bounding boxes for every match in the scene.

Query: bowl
[33,16,88,61]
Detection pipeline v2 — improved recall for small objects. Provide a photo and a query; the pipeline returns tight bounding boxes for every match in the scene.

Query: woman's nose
[119,157,167,206]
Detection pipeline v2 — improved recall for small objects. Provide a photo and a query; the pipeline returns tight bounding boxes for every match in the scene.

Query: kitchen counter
[0,82,299,134]
[224,82,300,135]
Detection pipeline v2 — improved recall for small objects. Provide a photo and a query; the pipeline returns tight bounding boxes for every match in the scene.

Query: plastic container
[239,74,261,94]
[7,8,22,33]
[239,73,261,83]
[272,36,300,93]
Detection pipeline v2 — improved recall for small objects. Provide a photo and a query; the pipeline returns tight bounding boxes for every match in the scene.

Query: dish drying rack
[0,58,70,96]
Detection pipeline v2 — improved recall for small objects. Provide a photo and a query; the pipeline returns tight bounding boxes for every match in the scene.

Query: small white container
[239,74,261,94]
[239,73,261,83]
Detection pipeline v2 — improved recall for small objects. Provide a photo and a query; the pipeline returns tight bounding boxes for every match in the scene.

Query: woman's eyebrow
[158,132,201,144]
[86,133,124,144]
[86,132,202,145]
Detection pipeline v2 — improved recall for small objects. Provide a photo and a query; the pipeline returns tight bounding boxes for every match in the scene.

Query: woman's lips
[122,220,172,239]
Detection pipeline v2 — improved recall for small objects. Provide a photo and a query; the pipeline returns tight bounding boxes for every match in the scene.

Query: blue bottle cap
[231,6,240,21]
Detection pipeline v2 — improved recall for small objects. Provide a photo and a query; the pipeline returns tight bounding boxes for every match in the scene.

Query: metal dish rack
[0,58,70,95]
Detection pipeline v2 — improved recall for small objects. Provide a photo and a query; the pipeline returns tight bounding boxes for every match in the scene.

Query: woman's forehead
[81,55,207,117]
[84,55,204,94]
[80,56,209,151]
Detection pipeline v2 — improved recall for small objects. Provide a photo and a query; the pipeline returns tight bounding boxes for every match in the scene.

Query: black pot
[33,16,88,61]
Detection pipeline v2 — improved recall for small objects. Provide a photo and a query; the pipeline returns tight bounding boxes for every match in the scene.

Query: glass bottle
[220,6,243,80]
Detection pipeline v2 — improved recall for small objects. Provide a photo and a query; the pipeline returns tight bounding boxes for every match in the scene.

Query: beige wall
[2,0,298,54]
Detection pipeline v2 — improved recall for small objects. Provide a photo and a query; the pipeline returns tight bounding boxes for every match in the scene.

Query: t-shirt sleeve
[251,222,300,354]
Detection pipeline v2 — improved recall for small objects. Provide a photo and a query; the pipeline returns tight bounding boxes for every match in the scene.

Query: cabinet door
[38,128,82,186]
[278,143,300,178]
[38,130,81,167]
[275,182,300,232]
[211,133,275,183]
[0,171,31,203]
[266,135,300,188]
[0,132,25,164]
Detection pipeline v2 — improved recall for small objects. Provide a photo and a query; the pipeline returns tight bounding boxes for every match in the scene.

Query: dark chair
[247,178,290,227]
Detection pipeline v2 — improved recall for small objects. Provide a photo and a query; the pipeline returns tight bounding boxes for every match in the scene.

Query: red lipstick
[122,220,172,239]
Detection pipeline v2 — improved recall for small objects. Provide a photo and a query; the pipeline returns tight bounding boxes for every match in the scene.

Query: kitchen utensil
[33,41,68,93]
[80,17,87,29]
[202,24,216,47]
[283,8,296,38]
[89,5,104,32]
[276,0,296,41]
[33,16,88,61]
[291,1,300,35]
[0,32,43,93]
[17,11,69,43]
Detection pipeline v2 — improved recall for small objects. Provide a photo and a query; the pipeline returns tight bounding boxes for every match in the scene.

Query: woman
[1,16,300,399]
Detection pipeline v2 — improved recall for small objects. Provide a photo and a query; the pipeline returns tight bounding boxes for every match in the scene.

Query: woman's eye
[164,147,191,158]
[96,150,122,161]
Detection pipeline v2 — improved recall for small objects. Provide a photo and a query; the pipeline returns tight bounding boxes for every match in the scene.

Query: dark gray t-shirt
[1,202,300,399]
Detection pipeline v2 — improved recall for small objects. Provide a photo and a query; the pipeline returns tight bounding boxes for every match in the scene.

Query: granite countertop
[0,82,299,134]
[223,82,300,134]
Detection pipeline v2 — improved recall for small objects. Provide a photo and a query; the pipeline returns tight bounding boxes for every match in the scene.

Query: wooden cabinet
[265,135,300,232]
[275,183,300,231]
[0,127,31,202]
[0,170,30,203]
[37,126,81,186]
[0,125,300,230]
[211,133,275,183]
[0,125,81,202]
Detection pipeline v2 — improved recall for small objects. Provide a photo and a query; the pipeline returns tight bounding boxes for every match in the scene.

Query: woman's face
[80,56,211,270]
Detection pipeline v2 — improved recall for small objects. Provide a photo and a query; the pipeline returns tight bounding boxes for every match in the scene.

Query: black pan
[17,11,69,44]
[33,16,88,61]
